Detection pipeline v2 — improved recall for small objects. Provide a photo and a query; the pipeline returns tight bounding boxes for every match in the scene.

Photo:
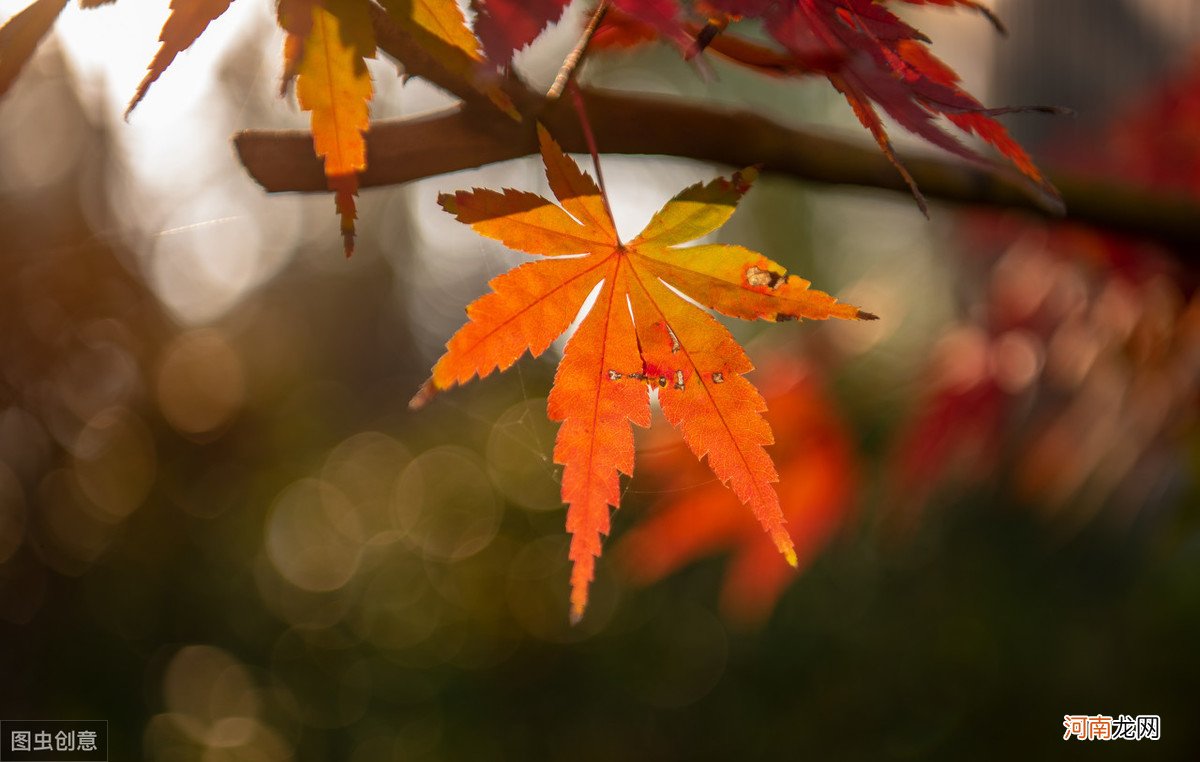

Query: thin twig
[548,1,609,100]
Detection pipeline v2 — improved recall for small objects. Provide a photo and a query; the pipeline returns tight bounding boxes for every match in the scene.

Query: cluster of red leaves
[891,233,1200,523]
[1106,55,1200,198]
[622,355,857,626]
[591,0,1056,210]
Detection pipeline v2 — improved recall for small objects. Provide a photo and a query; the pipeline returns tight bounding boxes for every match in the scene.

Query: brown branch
[234,87,1200,251]
[236,4,1200,253]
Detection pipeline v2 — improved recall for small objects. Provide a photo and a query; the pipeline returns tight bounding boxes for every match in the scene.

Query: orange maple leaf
[276,0,316,95]
[619,356,858,627]
[126,0,236,117]
[414,125,875,621]
[294,0,375,257]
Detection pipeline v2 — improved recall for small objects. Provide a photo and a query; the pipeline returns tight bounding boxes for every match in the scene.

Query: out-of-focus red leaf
[888,326,1005,516]
[591,6,659,50]
[1107,56,1200,198]
[894,56,1200,518]
[610,0,692,50]
[619,356,858,627]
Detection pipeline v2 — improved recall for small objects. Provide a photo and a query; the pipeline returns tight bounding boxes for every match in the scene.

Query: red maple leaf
[471,0,571,65]
[594,0,1057,209]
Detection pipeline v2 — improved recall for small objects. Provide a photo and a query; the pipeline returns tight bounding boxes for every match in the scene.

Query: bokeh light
[266,478,366,593]
[393,447,501,562]
[156,329,246,438]
[486,398,561,513]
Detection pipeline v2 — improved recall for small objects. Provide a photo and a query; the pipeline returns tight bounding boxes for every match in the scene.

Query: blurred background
[1,0,1199,758]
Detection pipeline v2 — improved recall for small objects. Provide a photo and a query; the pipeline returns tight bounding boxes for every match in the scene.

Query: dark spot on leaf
[745,266,783,289]
[775,313,798,322]
[658,376,667,388]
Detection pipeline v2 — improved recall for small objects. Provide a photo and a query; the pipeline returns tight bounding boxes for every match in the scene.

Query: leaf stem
[569,79,621,246]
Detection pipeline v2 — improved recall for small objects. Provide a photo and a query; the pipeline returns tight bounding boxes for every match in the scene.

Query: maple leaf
[0,0,68,99]
[1107,56,1200,198]
[591,4,660,51]
[470,0,570,66]
[294,0,375,257]
[276,0,315,95]
[594,0,1057,210]
[888,345,1003,514]
[378,0,515,115]
[470,0,692,66]
[610,0,692,50]
[126,0,236,117]
[620,356,857,626]
[413,124,874,621]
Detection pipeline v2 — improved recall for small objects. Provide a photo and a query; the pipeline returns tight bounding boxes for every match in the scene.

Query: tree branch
[236,4,1200,253]
[234,87,1200,251]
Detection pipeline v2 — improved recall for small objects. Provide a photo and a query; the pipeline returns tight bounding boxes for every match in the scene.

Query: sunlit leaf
[416,124,874,620]
[295,0,375,256]
[126,0,236,117]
